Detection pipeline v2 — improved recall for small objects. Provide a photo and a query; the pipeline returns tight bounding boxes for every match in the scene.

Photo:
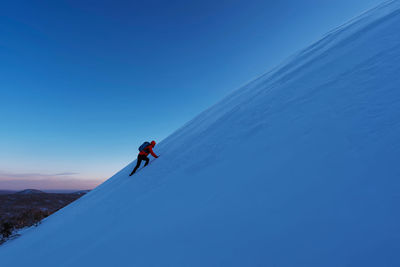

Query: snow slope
[2,1,400,266]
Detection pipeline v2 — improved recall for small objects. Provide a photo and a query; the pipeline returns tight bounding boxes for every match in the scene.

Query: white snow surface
[2,1,400,266]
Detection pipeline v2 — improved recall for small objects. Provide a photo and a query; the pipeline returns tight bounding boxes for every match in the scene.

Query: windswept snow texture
[2,1,400,266]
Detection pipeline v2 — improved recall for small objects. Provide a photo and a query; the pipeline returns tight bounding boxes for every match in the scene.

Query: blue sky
[0,0,382,190]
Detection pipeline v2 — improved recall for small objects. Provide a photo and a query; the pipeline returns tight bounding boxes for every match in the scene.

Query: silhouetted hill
[15,189,45,195]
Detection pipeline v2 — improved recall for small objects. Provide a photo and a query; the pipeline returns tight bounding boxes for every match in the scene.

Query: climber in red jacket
[129,141,159,176]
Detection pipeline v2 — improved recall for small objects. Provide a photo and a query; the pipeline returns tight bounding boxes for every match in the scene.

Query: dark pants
[129,154,149,175]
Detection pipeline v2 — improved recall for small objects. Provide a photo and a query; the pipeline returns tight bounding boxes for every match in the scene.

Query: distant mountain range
[15,189,45,195]
[0,189,91,195]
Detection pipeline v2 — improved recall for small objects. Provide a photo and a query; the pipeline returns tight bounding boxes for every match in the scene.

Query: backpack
[139,141,151,152]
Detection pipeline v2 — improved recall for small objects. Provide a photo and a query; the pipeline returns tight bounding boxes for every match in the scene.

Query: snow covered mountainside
[2,1,400,266]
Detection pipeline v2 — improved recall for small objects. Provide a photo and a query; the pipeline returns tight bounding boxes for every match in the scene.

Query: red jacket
[139,144,158,158]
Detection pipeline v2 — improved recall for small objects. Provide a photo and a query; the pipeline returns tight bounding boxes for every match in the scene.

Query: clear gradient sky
[0,0,383,191]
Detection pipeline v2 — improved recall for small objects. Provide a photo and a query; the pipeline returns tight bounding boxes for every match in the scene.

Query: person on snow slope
[129,140,159,176]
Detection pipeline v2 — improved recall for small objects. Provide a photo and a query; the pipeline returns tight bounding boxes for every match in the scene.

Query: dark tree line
[0,209,53,244]
[0,192,87,245]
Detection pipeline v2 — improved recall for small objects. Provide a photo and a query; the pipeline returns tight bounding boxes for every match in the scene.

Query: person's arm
[149,147,158,158]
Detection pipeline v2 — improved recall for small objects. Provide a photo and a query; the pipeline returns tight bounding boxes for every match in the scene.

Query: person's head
[151,140,156,147]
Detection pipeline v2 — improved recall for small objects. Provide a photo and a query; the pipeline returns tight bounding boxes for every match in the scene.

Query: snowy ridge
[1,1,400,266]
